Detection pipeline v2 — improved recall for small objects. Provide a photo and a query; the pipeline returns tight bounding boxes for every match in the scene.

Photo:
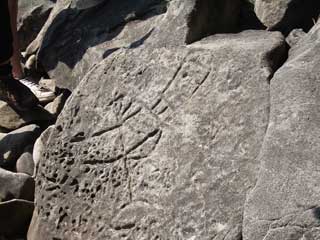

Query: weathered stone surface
[18,0,55,50]
[31,0,168,90]
[16,151,35,176]
[244,20,320,240]
[255,0,320,35]
[0,124,41,169]
[0,199,34,237]
[255,0,290,27]
[0,102,54,131]
[45,90,71,116]
[30,30,286,239]
[286,28,306,47]
[0,168,34,202]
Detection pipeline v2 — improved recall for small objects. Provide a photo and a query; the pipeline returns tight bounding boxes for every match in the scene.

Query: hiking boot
[20,78,56,103]
[0,75,39,110]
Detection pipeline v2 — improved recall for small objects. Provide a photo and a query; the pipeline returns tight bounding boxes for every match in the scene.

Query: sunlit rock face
[29,30,286,240]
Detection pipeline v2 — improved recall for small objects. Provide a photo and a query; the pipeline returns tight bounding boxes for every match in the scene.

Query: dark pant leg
[0,0,13,64]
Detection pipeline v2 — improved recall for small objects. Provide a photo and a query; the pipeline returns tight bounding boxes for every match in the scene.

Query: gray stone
[0,199,34,237]
[30,30,286,239]
[45,90,71,116]
[18,0,55,50]
[255,0,320,36]
[0,125,41,169]
[0,102,54,131]
[243,20,320,240]
[286,28,306,47]
[255,0,290,27]
[0,168,34,202]
[39,78,57,93]
[16,151,35,176]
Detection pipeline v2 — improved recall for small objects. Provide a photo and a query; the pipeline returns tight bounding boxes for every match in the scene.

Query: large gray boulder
[0,124,41,169]
[243,20,320,240]
[255,0,320,35]
[29,30,286,239]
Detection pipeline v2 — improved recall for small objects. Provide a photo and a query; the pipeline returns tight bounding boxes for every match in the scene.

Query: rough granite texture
[243,20,320,240]
[29,30,286,239]
[31,0,168,90]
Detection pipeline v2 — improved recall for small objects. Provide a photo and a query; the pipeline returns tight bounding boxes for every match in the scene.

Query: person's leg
[8,0,24,79]
[0,0,13,64]
[0,0,39,110]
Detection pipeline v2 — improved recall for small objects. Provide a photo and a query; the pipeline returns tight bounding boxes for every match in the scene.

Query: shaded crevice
[185,0,266,44]
[269,0,320,36]
[265,41,290,78]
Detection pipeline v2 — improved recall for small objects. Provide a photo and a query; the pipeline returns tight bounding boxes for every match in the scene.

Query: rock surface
[45,90,71,116]
[0,168,34,202]
[243,19,320,240]
[286,28,306,47]
[30,30,286,239]
[18,0,55,50]
[16,151,35,176]
[0,124,41,169]
[30,0,259,90]
[31,0,168,90]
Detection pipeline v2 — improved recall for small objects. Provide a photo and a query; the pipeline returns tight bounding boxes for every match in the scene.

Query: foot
[20,78,56,103]
[0,75,39,111]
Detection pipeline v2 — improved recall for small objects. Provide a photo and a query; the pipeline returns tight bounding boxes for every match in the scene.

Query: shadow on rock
[38,0,167,72]
[270,0,320,36]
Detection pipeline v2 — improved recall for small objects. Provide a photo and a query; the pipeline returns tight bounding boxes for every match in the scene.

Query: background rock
[286,28,306,47]
[29,0,261,90]
[0,102,54,131]
[16,151,35,176]
[30,0,168,90]
[30,30,286,239]
[0,168,34,202]
[0,124,41,169]
[44,90,71,116]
